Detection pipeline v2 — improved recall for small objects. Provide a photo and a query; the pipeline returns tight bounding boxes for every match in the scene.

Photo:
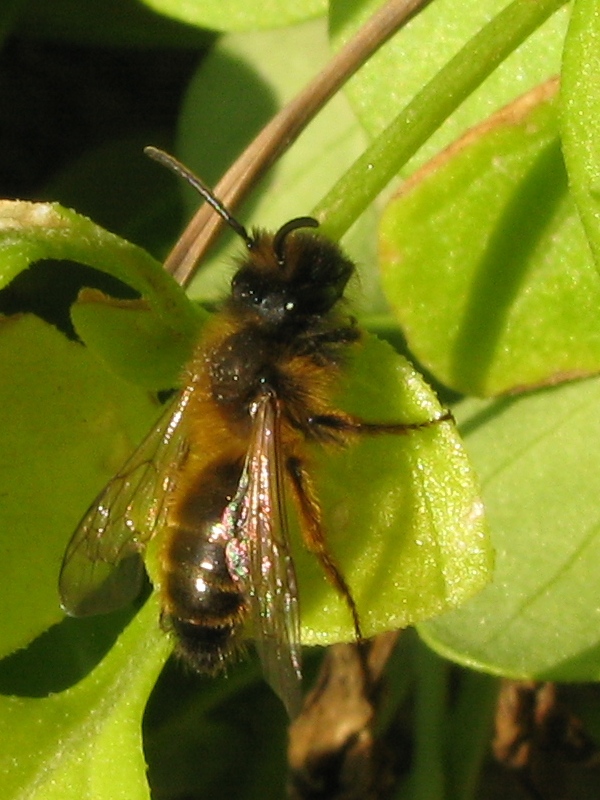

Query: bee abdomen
[166,616,241,674]
[161,529,248,673]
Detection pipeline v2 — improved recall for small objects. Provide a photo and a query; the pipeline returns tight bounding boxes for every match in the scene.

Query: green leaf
[0,314,161,658]
[0,200,195,323]
[318,0,569,242]
[71,291,208,390]
[0,595,171,800]
[561,0,600,272]
[293,333,492,645]
[420,375,600,682]
[379,84,600,397]
[0,200,201,388]
[139,0,325,33]
[330,0,570,171]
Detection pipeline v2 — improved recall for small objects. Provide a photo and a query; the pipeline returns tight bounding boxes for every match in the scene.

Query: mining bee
[59,147,452,716]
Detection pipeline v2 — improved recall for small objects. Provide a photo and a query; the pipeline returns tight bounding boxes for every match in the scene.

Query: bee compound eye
[231,269,264,306]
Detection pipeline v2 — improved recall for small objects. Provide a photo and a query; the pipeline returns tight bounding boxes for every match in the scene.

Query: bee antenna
[144,146,253,248]
[273,217,319,266]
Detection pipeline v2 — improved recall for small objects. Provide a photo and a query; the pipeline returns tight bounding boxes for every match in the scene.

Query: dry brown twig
[287,631,400,800]
[493,680,600,799]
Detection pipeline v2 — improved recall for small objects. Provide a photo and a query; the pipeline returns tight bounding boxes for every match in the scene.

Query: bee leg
[285,454,363,645]
[308,408,454,437]
[295,324,360,355]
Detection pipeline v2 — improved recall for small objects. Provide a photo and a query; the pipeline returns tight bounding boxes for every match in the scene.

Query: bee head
[231,218,355,326]
[143,148,355,327]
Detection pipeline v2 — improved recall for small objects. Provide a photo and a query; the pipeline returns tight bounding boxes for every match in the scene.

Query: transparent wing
[59,388,192,617]
[233,391,303,717]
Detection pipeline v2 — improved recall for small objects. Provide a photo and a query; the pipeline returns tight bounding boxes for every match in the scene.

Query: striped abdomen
[160,460,248,672]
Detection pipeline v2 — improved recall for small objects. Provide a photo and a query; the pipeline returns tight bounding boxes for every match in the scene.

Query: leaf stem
[406,640,448,800]
[446,672,498,800]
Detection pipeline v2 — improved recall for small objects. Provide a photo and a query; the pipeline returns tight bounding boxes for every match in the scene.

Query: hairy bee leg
[296,324,360,353]
[285,455,363,644]
[308,408,454,436]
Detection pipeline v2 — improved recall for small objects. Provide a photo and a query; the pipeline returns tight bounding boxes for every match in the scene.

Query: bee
[59,147,452,717]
